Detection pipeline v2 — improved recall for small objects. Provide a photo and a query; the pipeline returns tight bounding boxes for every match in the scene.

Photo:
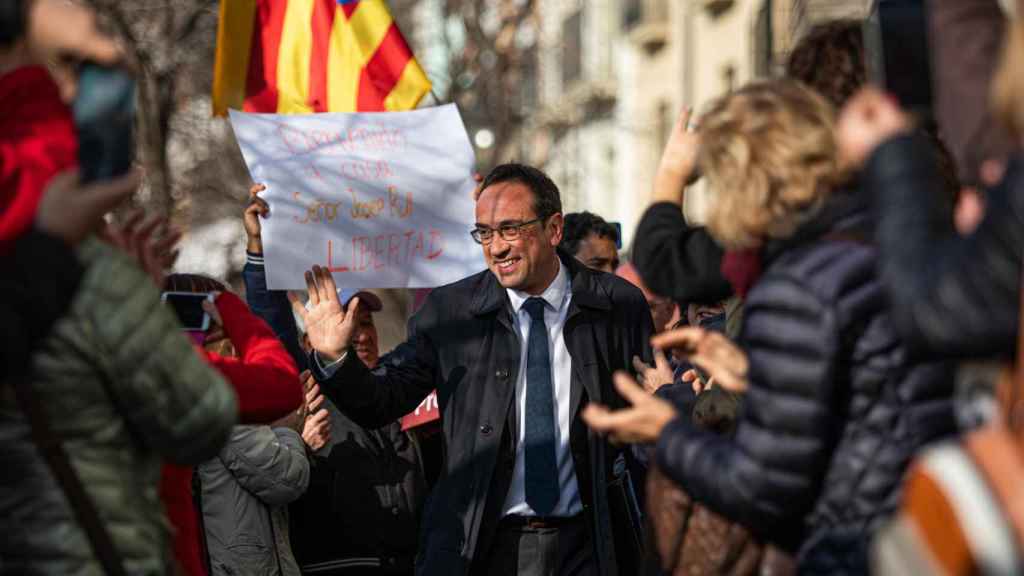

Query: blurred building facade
[474,0,870,245]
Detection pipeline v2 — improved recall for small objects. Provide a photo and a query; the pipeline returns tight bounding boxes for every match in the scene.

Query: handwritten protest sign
[229,105,485,289]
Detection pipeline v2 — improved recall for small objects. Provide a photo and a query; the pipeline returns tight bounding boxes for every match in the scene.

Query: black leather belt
[499,513,584,529]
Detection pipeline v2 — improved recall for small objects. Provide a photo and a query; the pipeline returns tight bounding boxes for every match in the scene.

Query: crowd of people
[5,0,1024,574]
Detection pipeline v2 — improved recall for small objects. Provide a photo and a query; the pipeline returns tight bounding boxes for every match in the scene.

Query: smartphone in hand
[161,292,214,332]
[73,63,135,183]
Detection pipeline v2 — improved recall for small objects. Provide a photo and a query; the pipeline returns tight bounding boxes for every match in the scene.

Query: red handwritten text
[277,122,407,156]
[326,228,445,272]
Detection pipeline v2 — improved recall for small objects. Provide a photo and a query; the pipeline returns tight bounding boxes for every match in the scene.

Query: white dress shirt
[501,261,582,517]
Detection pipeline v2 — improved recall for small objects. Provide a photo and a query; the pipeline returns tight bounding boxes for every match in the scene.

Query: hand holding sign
[229,104,484,290]
[289,265,361,363]
[244,183,270,254]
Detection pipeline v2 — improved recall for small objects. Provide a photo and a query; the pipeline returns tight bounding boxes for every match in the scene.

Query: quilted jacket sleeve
[864,134,1024,357]
[654,272,840,537]
[80,239,238,464]
[218,425,311,506]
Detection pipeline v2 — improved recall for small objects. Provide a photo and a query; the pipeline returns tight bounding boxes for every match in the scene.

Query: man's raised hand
[288,265,360,363]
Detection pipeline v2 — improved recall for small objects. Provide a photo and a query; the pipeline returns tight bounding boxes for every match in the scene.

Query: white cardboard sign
[229,105,484,290]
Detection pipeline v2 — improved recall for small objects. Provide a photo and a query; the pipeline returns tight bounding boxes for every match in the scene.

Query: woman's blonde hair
[992,17,1024,139]
[700,80,842,249]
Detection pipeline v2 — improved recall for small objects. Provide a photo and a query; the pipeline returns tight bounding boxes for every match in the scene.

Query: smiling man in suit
[293,163,653,576]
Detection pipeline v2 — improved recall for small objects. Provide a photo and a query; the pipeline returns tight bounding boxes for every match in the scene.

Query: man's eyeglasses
[470,218,544,244]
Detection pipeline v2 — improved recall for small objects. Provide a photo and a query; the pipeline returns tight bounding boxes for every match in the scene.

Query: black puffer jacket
[865,133,1023,358]
[654,191,957,574]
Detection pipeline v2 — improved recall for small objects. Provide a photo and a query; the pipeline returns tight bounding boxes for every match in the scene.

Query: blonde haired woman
[584,80,956,572]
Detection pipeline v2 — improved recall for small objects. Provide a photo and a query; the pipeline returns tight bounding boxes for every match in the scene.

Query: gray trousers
[480,516,596,576]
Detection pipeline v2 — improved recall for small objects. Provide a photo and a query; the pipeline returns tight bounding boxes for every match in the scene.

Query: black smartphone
[73,64,136,183]
[864,0,933,124]
[161,292,214,332]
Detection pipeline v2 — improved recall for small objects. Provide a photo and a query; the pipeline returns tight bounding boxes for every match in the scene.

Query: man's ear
[547,213,564,247]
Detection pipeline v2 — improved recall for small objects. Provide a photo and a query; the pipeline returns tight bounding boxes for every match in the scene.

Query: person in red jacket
[161,273,304,576]
[0,0,122,254]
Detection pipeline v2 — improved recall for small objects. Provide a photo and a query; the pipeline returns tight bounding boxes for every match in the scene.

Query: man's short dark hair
[786,20,865,110]
[479,163,562,221]
[560,211,619,256]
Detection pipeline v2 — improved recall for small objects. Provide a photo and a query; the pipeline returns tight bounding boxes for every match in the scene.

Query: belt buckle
[526,517,550,529]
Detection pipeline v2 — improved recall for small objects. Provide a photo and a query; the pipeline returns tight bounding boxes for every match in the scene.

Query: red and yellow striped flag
[212,0,432,116]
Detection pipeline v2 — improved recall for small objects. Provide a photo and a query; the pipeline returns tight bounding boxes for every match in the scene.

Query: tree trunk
[135,71,173,216]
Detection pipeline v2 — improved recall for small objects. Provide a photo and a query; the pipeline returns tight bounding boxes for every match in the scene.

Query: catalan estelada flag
[212,0,432,116]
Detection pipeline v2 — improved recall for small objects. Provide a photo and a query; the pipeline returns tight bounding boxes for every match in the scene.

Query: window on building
[562,10,583,87]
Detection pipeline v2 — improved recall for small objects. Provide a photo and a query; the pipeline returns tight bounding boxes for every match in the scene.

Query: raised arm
[240,183,307,370]
[864,133,1022,357]
[296,266,437,429]
[839,88,1023,357]
[205,292,303,423]
[633,107,732,304]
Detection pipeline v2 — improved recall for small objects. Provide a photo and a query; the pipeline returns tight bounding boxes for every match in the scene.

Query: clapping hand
[301,371,331,451]
[632,349,674,395]
[652,327,749,393]
[288,266,361,363]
